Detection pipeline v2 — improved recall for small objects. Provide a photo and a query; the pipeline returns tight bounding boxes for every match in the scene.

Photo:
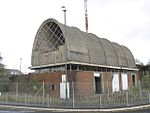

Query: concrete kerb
[0,104,150,112]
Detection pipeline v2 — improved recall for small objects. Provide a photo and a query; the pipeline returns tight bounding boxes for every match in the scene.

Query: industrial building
[31,18,138,97]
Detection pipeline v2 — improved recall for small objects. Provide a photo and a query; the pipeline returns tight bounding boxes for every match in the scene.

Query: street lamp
[62,6,66,23]
[20,58,22,72]
[62,6,68,98]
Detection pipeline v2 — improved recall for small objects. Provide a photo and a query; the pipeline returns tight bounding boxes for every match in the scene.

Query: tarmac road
[39,108,150,113]
[0,108,150,113]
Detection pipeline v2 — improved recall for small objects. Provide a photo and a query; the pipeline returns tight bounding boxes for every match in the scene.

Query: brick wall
[29,70,138,95]
[102,72,112,93]
[30,72,63,95]
[74,71,93,94]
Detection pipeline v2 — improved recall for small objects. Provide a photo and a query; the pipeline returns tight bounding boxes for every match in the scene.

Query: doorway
[94,76,102,94]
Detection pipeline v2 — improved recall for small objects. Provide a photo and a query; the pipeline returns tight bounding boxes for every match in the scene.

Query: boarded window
[112,73,120,92]
[122,73,128,90]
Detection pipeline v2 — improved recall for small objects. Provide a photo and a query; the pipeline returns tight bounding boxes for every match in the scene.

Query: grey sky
[0,0,149,73]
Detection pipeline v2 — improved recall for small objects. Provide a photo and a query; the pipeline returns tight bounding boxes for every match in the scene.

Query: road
[0,107,150,113]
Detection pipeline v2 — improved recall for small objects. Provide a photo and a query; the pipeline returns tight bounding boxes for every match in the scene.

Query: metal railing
[0,81,149,108]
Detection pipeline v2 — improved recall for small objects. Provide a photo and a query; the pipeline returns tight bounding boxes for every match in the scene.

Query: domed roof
[31,18,136,69]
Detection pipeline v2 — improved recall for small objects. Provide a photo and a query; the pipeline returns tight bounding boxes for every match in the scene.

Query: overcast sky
[0,0,150,73]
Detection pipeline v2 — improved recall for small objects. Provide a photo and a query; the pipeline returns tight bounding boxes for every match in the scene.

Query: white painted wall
[60,82,69,99]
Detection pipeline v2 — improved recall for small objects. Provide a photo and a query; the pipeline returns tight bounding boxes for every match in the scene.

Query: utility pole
[62,6,68,99]
[84,0,88,32]
[20,58,22,72]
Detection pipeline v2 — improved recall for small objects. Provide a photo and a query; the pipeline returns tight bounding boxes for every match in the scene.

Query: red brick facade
[30,70,138,95]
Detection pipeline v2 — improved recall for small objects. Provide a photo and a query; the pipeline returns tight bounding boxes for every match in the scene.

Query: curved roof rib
[112,42,128,67]
[31,18,136,69]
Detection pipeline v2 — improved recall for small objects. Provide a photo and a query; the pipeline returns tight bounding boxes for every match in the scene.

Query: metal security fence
[0,81,149,108]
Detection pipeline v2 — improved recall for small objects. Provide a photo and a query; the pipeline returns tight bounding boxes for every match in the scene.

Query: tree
[0,54,10,92]
[0,54,5,75]
[0,54,9,82]
[0,63,6,75]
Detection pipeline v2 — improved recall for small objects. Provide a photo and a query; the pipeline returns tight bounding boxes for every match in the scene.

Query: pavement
[0,104,150,112]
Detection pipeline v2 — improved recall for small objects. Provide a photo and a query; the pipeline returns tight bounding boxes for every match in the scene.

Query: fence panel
[0,81,149,108]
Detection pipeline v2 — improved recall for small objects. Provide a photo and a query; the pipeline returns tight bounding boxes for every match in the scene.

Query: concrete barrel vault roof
[31,18,136,69]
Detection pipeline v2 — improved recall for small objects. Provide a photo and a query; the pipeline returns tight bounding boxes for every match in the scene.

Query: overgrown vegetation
[0,55,11,92]
[141,74,150,90]
[0,63,9,81]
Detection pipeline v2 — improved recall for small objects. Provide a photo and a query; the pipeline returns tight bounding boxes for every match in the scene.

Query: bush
[141,74,150,90]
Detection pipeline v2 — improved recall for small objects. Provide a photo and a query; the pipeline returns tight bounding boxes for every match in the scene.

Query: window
[50,84,55,91]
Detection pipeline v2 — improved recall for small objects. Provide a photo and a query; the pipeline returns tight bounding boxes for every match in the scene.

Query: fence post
[107,81,109,94]
[43,81,45,104]
[49,94,52,106]
[25,93,27,106]
[72,82,75,108]
[99,94,102,108]
[148,90,150,103]
[126,92,129,106]
[16,82,19,102]
[138,81,143,101]
[47,94,50,107]
[5,93,8,104]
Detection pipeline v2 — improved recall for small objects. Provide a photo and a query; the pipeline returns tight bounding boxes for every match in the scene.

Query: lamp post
[20,58,22,72]
[62,6,68,98]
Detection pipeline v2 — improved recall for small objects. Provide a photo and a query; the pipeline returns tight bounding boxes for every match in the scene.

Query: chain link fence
[0,81,149,108]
